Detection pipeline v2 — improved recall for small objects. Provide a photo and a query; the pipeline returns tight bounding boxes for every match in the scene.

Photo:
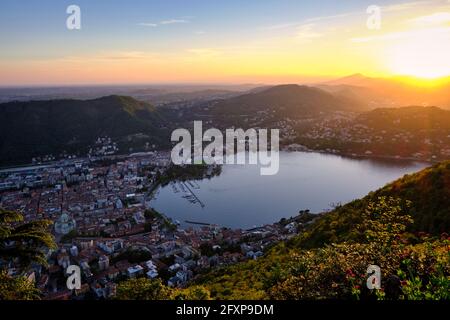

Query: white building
[145,260,158,279]
[98,255,110,271]
[70,245,79,257]
[127,265,144,278]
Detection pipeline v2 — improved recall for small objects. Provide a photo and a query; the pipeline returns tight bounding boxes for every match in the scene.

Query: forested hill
[0,95,169,165]
[212,84,363,116]
[293,160,450,248]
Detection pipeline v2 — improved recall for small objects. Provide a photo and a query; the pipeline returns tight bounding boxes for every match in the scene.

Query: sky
[0,0,450,86]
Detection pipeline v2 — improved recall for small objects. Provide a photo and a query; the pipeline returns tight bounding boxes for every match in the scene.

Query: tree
[115,278,172,300]
[0,208,56,300]
[0,270,40,300]
[0,208,56,268]
[144,222,152,232]
[358,196,413,248]
[173,286,211,300]
[60,229,78,243]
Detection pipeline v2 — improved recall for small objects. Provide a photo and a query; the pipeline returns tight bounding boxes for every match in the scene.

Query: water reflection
[151,152,429,229]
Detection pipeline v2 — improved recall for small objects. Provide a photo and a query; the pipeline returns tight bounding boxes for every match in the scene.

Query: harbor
[172,181,205,208]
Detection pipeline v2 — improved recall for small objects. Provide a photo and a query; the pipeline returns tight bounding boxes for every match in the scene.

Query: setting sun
[386,25,450,79]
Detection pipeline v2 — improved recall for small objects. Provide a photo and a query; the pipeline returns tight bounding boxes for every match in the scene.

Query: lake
[150,152,429,229]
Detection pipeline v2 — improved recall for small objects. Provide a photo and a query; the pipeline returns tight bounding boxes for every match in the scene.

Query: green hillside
[295,160,450,249]
[357,106,450,132]
[0,95,169,165]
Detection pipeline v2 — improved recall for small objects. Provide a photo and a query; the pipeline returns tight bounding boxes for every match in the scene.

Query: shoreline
[0,147,439,173]
[280,145,437,164]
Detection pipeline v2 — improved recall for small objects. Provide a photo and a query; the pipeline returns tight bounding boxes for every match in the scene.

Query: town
[0,151,309,300]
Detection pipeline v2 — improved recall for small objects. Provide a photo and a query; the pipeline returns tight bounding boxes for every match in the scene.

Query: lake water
[150,152,429,229]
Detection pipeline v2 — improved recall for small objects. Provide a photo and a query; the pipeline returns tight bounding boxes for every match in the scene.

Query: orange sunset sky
[0,0,449,86]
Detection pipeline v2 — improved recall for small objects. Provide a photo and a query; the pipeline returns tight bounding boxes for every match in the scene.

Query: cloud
[350,32,407,43]
[261,12,356,31]
[260,21,324,44]
[187,48,222,58]
[138,22,158,27]
[261,22,301,31]
[300,0,441,25]
[266,0,445,29]
[138,18,190,27]
[305,11,359,23]
[97,51,148,60]
[60,51,158,63]
[160,19,189,25]
[408,12,450,26]
[382,0,438,12]
[350,26,450,43]
[296,24,323,41]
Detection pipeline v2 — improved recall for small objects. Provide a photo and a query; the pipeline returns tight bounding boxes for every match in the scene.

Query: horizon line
[1,73,450,89]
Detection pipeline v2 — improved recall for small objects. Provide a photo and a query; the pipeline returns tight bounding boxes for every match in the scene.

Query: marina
[170,181,206,208]
[180,181,205,208]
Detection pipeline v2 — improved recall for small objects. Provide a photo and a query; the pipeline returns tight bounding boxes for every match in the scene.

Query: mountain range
[1,78,450,166]
[0,85,367,165]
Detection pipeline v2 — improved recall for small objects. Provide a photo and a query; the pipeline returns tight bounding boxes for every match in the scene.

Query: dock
[182,181,205,208]
[185,220,212,226]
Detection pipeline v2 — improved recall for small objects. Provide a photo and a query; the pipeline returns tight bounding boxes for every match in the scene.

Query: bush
[115,278,172,300]
[0,271,40,300]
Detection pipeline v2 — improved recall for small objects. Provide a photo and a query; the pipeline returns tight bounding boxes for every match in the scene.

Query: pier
[182,181,205,208]
[185,220,212,226]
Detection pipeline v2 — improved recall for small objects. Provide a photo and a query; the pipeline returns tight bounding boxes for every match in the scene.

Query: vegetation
[117,197,444,300]
[294,106,450,161]
[144,208,164,220]
[116,278,173,300]
[0,208,56,300]
[153,163,221,187]
[144,208,177,232]
[115,277,212,300]
[191,197,449,300]
[358,106,450,133]
[213,85,361,118]
[111,162,450,300]
[112,248,152,264]
[3,90,449,167]
[60,229,78,243]
[0,208,56,268]
[0,270,41,300]
[0,95,169,165]
[291,161,450,249]
[1,161,449,300]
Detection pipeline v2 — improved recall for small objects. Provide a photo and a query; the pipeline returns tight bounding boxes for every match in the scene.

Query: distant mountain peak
[261,84,314,92]
[213,82,362,116]
[324,73,375,86]
[341,73,366,79]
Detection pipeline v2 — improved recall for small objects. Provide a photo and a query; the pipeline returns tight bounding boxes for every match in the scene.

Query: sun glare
[387,27,450,80]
